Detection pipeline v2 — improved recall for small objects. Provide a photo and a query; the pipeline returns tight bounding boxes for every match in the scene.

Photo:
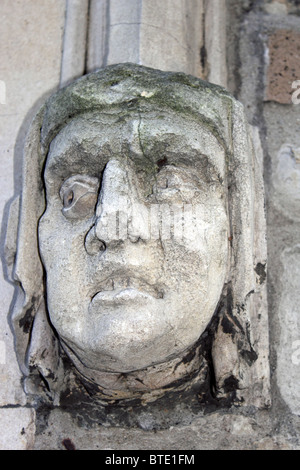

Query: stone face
[40,115,228,378]
[2,0,294,450]
[10,64,269,415]
[265,29,300,104]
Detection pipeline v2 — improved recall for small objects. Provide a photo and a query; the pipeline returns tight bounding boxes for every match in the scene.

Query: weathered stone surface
[87,0,204,77]
[277,245,300,415]
[264,1,288,15]
[10,63,269,422]
[264,0,300,16]
[0,194,25,405]
[40,115,228,380]
[105,0,142,65]
[86,0,108,71]
[272,143,300,220]
[139,0,203,76]
[236,7,300,426]
[265,29,300,104]
[33,407,299,450]
[0,408,35,450]
[3,0,295,449]
[0,0,65,409]
[204,0,227,87]
[60,0,89,87]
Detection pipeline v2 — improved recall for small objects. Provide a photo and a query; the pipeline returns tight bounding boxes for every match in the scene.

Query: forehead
[44,110,226,182]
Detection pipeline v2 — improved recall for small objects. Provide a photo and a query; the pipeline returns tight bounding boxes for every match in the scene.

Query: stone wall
[227,0,300,444]
[0,0,300,450]
[0,0,66,449]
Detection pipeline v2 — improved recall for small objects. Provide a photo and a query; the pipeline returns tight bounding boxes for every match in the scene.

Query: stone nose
[85,159,149,255]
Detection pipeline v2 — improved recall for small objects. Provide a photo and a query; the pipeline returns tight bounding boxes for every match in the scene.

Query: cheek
[171,203,228,255]
[39,213,92,327]
[38,209,89,269]
[160,210,228,286]
[38,214,56,265]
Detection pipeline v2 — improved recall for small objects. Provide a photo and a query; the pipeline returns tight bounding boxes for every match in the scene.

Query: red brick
[265,29,300,104]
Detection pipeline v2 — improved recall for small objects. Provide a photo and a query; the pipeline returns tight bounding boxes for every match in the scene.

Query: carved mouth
[90,276,164,308]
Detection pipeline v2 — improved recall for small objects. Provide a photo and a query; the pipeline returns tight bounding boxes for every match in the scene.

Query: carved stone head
[10,64,269,414]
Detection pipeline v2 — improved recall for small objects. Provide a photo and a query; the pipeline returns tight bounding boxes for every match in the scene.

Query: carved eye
[64,190,74,207]
[153,166,203,202]
[60,175,99,220]
[155,167,181,192]
[156,176,168,189]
